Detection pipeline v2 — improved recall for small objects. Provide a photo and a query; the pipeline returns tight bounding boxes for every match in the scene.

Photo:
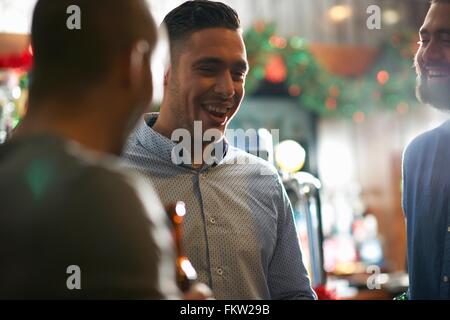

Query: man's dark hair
[29,0,155,104]
[162,0,240,62]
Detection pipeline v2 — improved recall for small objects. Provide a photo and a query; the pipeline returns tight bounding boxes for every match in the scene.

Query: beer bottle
[166,201,197,292]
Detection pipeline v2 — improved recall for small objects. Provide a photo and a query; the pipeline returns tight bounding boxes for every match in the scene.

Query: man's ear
[129,40,150,91]
[163,66,171,87]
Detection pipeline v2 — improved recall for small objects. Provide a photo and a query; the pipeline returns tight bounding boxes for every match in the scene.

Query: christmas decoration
[314,284,337,300]
[265,54,287,83]
[244,22,418,119]
[0,45,33,71]
[0,44,31,143]
[0,71,28,143]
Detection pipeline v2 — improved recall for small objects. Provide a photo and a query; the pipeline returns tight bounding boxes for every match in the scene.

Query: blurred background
[1,0,447,299]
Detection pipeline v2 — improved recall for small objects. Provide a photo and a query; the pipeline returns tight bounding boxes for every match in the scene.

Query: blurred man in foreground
[0,0,179,299]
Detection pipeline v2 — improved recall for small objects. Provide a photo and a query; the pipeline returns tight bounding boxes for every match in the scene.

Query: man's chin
[417,80,450,111]
[192,120,226,143]
[204,125,226,141]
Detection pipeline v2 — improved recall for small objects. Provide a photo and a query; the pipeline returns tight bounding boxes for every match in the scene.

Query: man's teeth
[206,105,231,114]
[428,70,449,77]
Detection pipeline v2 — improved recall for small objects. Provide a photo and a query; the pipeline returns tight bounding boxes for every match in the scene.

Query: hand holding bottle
[166,202,213,299]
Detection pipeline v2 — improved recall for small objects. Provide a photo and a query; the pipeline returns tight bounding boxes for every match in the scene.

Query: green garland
[244,22,419,119]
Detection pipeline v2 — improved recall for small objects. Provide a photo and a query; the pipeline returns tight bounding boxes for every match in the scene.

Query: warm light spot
[265,55,287,83]
[353,111,365,123]
[383,9,400,25]
[397,102,409,114]
[254,21,266,33]
[288,85,302,96]
[329,86,340,97]
[275,140,306,174]
[329,5,353,23]
[326,97,337,110]
[179,257,198,280]
[269,36,287,49]
[377,70,390,85]
[175,201,186,217]
[12,86,21,99]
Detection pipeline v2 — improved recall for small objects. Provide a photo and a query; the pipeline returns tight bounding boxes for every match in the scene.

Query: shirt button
[216,268,223,276]
[210,217,216,224]
[443,276,449,283]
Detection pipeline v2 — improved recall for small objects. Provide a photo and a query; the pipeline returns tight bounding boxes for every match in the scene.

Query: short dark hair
[162,0,240,62]
[29,0,156,103]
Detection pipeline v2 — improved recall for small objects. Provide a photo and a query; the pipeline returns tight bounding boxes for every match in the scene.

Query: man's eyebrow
[192,57,224,66]
[419,28,450,35]
[234,60,249,72]
[193,57,249,71]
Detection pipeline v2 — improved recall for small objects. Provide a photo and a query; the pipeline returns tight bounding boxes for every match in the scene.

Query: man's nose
[214,71,235,98]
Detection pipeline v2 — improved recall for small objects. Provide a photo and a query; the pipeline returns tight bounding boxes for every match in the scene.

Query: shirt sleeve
[401,144,409,218]
[267,174,317,300]
[63,166,180,299]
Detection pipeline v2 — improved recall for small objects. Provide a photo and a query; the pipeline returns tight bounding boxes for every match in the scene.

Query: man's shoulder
[1,135,128,189]
[405,120,450,158]
[57,139,133,186]
[225,145,279,178]
[122,124,165,164]
[35,141,143,209]
[73,159,134,193]
[1,135,165,235]
[123,127,145,155]
[14,136,155,211]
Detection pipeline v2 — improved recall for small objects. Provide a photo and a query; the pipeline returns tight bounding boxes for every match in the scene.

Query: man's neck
[152,116,221,168]
[14,103,125,155]
[151,115,174,142]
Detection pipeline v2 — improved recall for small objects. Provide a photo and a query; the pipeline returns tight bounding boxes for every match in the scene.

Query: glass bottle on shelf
[166,201,197,292]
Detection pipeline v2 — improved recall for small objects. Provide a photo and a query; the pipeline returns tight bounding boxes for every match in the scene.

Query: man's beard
[416,75,450,110]
[415,60,450,111]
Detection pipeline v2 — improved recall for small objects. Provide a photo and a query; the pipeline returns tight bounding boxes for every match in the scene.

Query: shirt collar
[135,113,229,170]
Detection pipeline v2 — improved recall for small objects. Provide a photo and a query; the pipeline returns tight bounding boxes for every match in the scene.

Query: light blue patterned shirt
[122,113,316,300]
[402,120,450,299]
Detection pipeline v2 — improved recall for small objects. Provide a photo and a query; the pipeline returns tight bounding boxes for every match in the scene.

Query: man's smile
[201,101,235,125]
[424,65,450,84]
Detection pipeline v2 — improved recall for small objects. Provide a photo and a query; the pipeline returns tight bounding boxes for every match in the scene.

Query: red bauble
[0,46,33,70]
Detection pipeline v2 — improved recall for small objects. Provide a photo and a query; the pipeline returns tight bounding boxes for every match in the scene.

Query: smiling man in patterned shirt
[122,0,315,300]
